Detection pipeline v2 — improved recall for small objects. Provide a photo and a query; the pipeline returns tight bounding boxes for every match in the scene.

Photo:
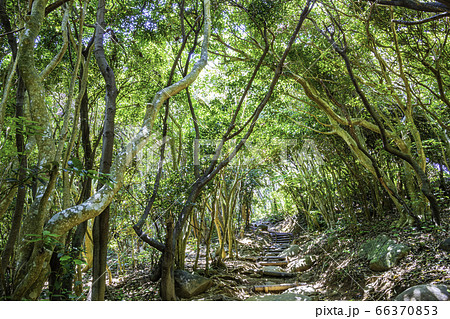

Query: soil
[103,210,450,301]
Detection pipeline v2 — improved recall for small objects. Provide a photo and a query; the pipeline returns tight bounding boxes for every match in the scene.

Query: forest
[0,0,449,302]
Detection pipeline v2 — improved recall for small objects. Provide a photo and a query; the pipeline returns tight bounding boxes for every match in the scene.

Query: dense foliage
[0,0,449,300]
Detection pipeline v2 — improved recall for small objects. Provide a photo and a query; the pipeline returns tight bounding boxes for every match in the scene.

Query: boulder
[288,255,316,272]
[439,238,450,252]
[246,293,311,301]
[280,244,301,257]
[174,269,213,299]
[359,235,410,271]
[395,284,450,301]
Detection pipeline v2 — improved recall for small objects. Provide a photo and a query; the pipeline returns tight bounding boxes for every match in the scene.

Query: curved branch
[39,3,70,79]
[392,12,450,24]
[0,42,20,132]
[369,0,450,12]
[45,0,71,16]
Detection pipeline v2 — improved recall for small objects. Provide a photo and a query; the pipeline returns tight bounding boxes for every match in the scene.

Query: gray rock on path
[395,284,450,301]
[246,293,312,301]
[174,269,213,299]
[439,238,450,252]
[280,244,301,257]
[288,255,316,272]
[284,285,318,300]
[359,234,410,271]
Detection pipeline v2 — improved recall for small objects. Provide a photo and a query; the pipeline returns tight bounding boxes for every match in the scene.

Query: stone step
[253,283,300,293]
[265,248,284,253]
[259,261,288,267]
[264,248,285,252]
[264,252,282,256]
[268,244,290,249]
[259,256,286,261]
[271,232,293,236]
[261,270,296,278]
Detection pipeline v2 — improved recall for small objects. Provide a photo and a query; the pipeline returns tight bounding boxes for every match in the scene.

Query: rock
[285,285,318,299]
[359,235,410,271]
[395,284,450,301]
[258,224,269,231]
[439,238,450,252]
[174,269,213,299]
[280,244,301,257]
[288,255,316,272]
[246,293,311,301]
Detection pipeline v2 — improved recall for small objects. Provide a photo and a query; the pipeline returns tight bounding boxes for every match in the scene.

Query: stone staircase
[258,232,293,269]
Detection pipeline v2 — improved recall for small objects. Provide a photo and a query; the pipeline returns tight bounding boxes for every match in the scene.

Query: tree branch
[369,0,450,12]
[39,4,70,79]
[45,0,71,16]
[0,27,24,38]
[392,11,450,24]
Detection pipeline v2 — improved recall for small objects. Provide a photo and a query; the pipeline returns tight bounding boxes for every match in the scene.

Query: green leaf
[74,259,85,265]
[59,255,71,262]
[68,157,83,169]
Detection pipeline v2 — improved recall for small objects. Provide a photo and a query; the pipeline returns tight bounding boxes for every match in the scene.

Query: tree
[0,0,211,300]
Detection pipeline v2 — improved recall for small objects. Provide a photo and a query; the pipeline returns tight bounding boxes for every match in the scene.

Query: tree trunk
[91,208,110,300]
[193,205,206,271]
[91,0,118,301]
[61,53,95,295]
[1,76,26,274]
[160,217,176,301]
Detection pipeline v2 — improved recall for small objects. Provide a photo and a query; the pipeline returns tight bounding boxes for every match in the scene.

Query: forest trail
[105,221,318,301]
[105,215,450,301]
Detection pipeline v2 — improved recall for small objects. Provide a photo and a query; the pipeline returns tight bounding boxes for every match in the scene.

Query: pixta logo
[192,138,324,168]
